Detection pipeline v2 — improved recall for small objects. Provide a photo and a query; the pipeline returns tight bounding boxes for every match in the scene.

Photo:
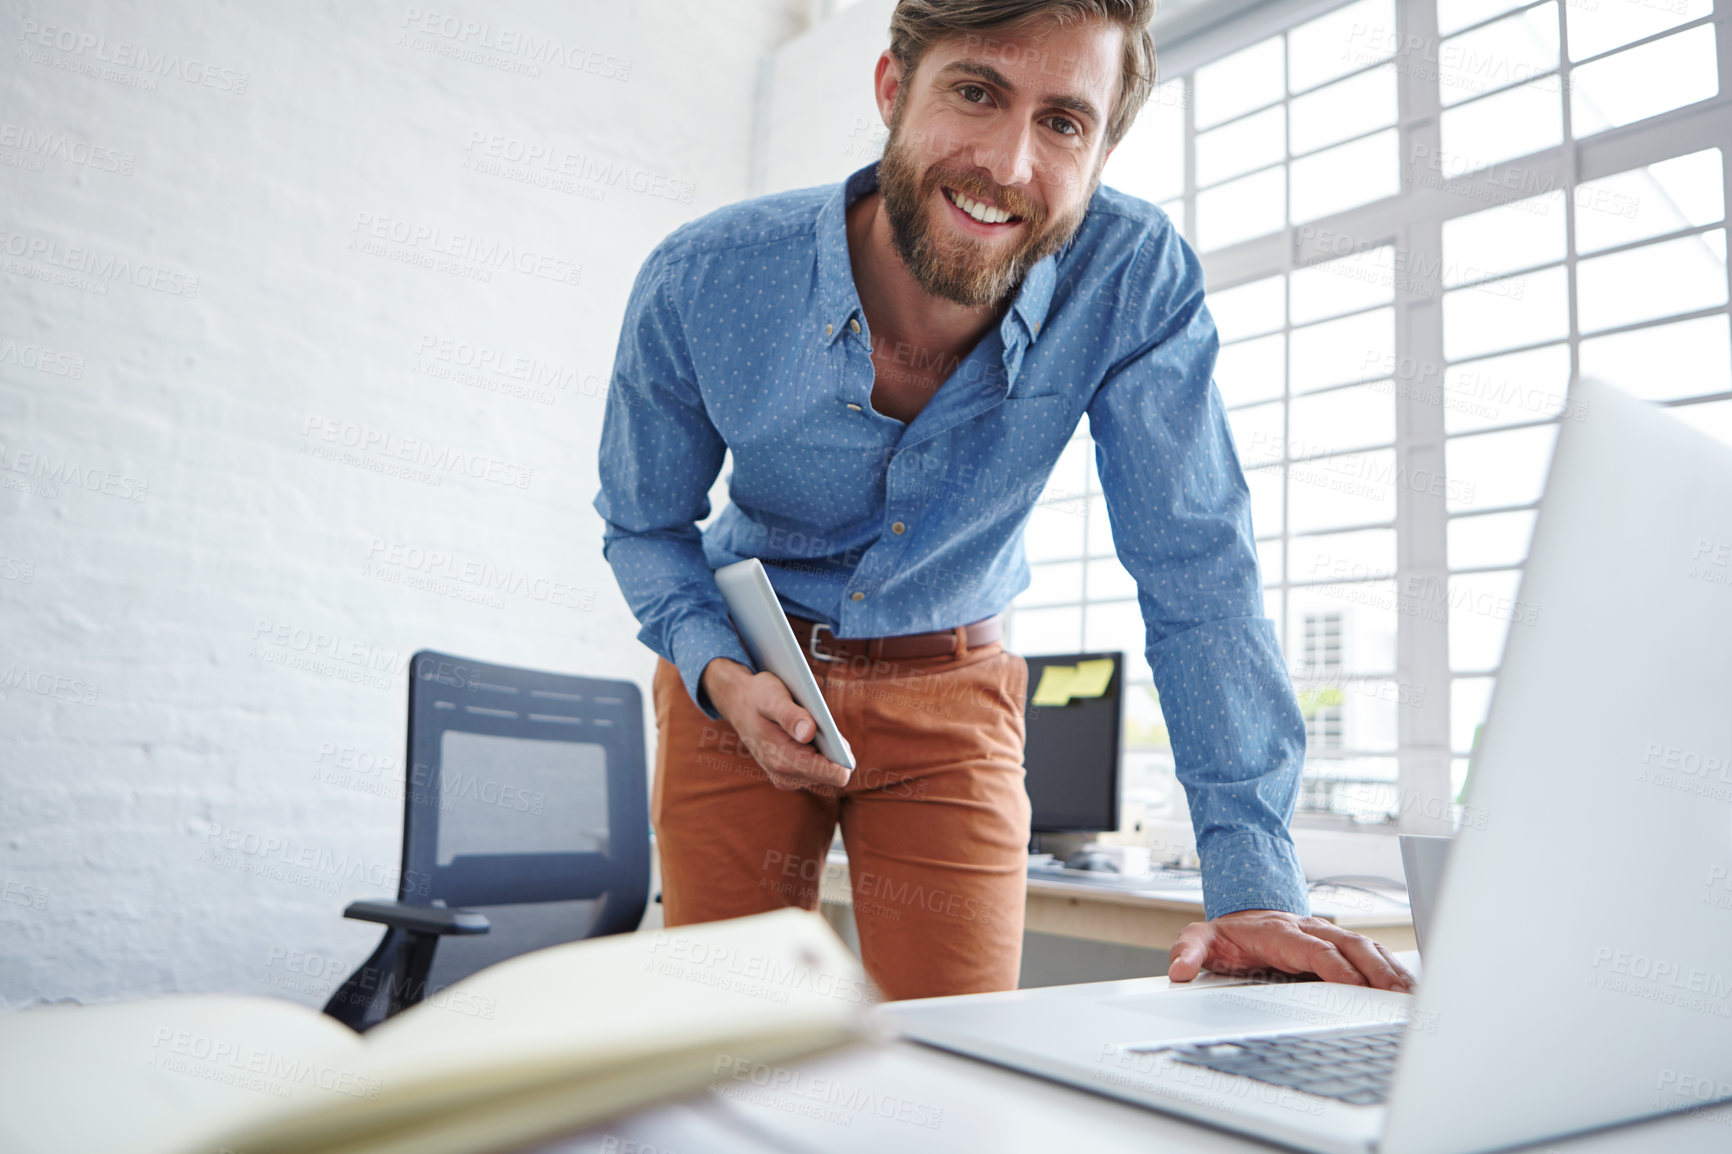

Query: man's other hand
[701,657,852,791]
[1167,909,1414,992]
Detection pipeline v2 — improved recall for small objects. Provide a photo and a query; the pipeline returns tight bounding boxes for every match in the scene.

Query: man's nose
[970,112,1035,191]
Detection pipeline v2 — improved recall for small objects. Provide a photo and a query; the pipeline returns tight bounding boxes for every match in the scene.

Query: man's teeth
[951,190,1014,225]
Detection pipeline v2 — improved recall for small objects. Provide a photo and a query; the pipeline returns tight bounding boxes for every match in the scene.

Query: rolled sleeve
[593,244,755,721]
[1086,226,1310,921]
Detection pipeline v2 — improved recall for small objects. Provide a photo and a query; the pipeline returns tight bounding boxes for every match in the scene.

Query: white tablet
[713,558,856,773]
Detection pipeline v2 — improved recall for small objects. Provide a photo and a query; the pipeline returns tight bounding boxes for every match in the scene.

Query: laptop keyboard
[1164,1022,1405,1106]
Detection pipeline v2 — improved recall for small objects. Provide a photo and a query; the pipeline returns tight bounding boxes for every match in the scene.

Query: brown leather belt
[787,614,1002,663]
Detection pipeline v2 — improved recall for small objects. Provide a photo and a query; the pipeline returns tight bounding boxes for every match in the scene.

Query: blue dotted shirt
[594,161,1310,919]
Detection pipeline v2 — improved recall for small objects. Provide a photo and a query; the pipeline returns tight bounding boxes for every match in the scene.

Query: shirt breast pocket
[950,393,1076,515]
[975,393,1074,468]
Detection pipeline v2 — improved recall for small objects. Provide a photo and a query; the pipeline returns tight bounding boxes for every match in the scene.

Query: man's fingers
[743,726,850,789]
[1320,929,1403,990]
[1303,922,1410,991]
[1166,925,1212,982]
[1372,941,1417,991]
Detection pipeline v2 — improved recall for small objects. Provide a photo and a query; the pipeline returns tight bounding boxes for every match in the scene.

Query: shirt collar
[816,160,1059,351]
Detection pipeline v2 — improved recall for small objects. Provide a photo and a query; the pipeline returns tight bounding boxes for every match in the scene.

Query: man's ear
[873,50,903,128]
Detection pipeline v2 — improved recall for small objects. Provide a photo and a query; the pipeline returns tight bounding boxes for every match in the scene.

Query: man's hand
[1168,909,1414,992]
[700,658,852,791]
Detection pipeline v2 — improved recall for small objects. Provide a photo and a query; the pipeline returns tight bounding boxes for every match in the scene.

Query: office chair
[323,649,650,1031]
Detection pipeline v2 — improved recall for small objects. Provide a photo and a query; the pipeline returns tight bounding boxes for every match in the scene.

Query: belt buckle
[809,622,843,663]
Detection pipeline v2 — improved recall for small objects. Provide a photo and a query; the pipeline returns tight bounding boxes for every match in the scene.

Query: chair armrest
[342,900,491,935]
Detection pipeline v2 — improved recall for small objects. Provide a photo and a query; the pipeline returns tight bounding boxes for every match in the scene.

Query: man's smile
[940,185,1023,229]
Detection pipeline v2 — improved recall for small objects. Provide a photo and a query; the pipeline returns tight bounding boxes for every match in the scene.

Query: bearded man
[593,0,1414,1001]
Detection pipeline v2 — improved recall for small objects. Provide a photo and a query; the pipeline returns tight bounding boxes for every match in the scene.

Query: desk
[534,968,1732,1154]
[817,849,1418,954]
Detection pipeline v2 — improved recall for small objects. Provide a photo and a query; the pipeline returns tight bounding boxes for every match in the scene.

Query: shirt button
[891,521,906,534]
[825,323,833,336]
[850,591,865,601]
[845,402,862,411]
[849,318,861,335]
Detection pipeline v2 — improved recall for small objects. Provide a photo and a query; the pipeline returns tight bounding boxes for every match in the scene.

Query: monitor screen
[1021,651,1123,833]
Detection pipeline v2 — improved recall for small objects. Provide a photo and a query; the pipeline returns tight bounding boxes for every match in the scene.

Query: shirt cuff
[668,613,757,722]
[1197,827,1311,921]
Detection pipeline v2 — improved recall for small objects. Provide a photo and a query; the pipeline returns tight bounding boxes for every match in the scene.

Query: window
[1007,0,1731,833]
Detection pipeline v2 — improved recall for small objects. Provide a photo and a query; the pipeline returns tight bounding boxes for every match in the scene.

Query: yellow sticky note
[1032,664,1078,706]
[1068,658,1115,698]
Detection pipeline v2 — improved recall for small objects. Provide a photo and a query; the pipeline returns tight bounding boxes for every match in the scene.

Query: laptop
[880,377,1732,1154]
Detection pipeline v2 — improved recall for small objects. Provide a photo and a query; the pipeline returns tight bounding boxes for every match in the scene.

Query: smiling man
[594,0,1414,1001]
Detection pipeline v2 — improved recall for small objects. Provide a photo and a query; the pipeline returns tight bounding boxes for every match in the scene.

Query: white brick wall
[0,0,809,1008]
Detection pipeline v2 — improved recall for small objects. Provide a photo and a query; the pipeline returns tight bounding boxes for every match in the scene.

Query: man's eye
[1048,117,1080,137]
[958,84,989,103]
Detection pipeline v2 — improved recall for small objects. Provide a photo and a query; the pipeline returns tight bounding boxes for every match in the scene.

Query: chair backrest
[398,650,650,994]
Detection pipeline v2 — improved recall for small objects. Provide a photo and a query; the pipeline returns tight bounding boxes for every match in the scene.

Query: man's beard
[877,115,1096,309]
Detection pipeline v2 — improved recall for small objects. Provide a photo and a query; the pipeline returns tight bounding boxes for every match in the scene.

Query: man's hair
[887,0,1158,149]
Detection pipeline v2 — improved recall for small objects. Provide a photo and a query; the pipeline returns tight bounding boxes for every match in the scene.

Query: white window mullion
[1394,0,1456,835]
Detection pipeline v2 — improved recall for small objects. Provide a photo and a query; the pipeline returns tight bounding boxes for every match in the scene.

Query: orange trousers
[650,634,1031,1002]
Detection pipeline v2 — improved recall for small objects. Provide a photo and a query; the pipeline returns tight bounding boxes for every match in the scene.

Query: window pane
[1288,582,1398,672]
[1440,3,1559,106]
[1228,401,1285,467]
[1567,0,1712,61]
[1448,569,1527,671]
[1441,343,1573,433]
[1440,82,1561,174]
[1085,492,1114,555]
[1570,25,1719,136]
[1579,314,1732,402]
[1291,244,1396,325]
[1292,307,1395,392]
[1450,676,1496,752]
[1576,230,1728,334]
[1449,509,1539,569]
[1216,333,1286,407]
[1575,149,1724,255]
[1197,105,1285,187]
[1290,63,1398,155]
[1195,36,1285,130]
[1441,190,1567,287]
[1669,398,1732,449]
[1047,436,1091,496]
[1025,501,1085,560]
[1442,265,1569,360]
[1289,0,1398,93]
[1019,561,1083,606]
[1438,0,1532,37]
[1208,275,1285,342]
[1087,557,1138,601]
[1445,423,1559,512]
[1084,598,1143,653]
[1258,538,1284,586]
[1290,383,1396,455]
[1159,197,1186,237]
[1291,528,1398,583]
[1102,79,1186,203]
[1247,465,1284,535]
[1289,449,1400,531]
[1011,605,1081,654]
[1197,167,1286,251]
[1291,130,1401,223]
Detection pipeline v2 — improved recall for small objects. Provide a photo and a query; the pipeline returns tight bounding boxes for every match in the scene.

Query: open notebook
[0,908,871,1154]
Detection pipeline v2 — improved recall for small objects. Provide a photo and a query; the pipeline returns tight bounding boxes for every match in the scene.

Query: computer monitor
[1021,650,1122,834]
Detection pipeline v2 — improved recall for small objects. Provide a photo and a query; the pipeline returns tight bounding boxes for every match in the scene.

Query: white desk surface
[821,847,1415,930]
[536,965,1732,1154]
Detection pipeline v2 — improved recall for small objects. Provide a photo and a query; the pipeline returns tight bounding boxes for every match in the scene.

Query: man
[594,0,1414,1001]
